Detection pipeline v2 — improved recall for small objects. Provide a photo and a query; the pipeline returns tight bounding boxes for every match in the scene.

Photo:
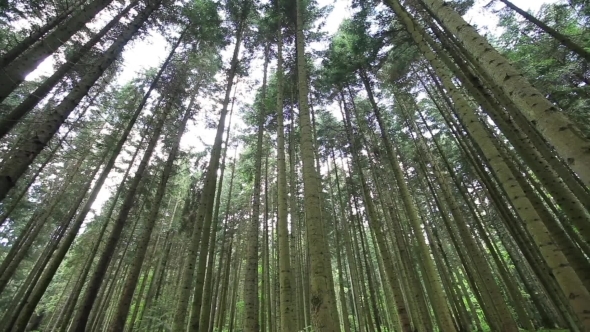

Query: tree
[1,0,589,331]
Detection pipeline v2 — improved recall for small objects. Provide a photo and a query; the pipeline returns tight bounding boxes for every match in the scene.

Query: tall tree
[295,0,339,330]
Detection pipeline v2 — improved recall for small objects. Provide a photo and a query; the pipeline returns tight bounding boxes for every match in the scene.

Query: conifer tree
[0,1,588,331]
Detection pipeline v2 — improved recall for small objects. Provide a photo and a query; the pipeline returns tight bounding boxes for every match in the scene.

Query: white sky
[22,0,558,216]
[27,0,557,112]
[29,0,557,87]
[464,0,557,32]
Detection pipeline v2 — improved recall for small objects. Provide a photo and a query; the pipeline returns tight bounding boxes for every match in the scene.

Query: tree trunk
[0,0,162,203]
[173,6,248,329]
[414,0,590,186]
[0,1,80,68]
[106,95,194,332]
[275,15,297,331]
[198,94,236,332]
[243,43,268,332]
[295,0,339,330]
[0,1,141,140]
[68,101,169,332]
[0,0,115,101]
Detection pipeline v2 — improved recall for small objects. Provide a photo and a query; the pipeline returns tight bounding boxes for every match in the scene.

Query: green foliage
[1,0,589,331]
[184,0,228,47]
[494,2,590,134]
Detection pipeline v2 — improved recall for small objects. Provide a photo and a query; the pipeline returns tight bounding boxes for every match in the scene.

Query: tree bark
[0,0,162,203]
[0,0,115,101]
[0,1,140,140]
[295,0,339,330]
[0,1,80,68]
[106,95,194,332]
[68,100,169,332]
[172,6,248,329]
[414,0,590,186]
[498,0,590,61]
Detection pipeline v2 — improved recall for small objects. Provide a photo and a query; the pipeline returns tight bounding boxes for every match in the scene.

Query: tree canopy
[0,0,589,331]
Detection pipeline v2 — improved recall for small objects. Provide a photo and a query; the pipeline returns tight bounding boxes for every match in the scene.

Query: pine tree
[1,0,589,331]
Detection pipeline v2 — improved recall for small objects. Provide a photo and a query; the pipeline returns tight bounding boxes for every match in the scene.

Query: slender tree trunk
[295,0,339,329]
[173,7,248,329]
[198,95,236,332]
[0,0,116,101]
[326,169,351,332]
[0,0,162,203]
[106,95,194,332]
[0,1,142,140]
[333,155,367,332]
[275,14,296,331]
[0,2,80,68]
[498,0,590,61]
[209,158,236,332]
[243,43,268,332]
[68,101,169,332]
[414,0,590,186]
[215,228,235,331]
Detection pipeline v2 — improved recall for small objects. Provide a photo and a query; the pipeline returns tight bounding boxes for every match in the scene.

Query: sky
[28,0,558,91]
[23,0,559,216]
[122,0,555,78]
